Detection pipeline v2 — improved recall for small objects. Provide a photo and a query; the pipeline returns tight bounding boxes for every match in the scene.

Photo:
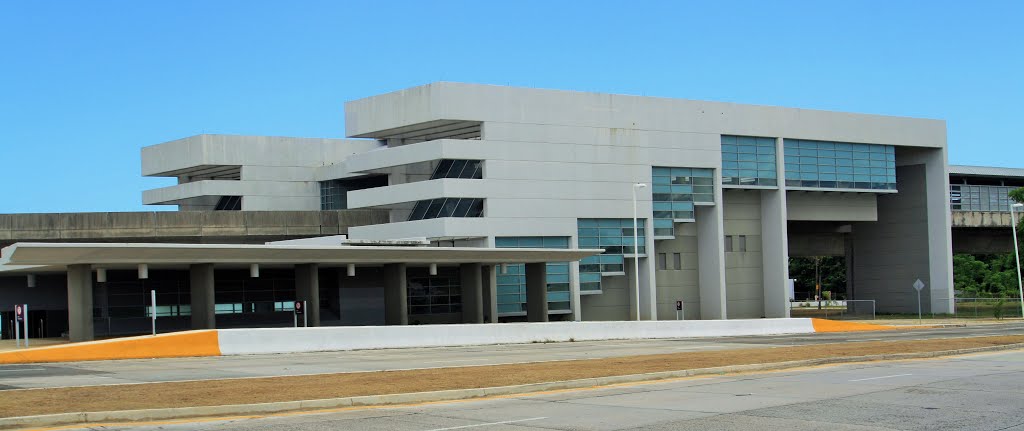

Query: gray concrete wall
[653,223,700,320]
[787,222,849,257]
[0,210,389,248]
[579,272,631,321]
[722,190,765,318]
[851,149,954,314]
[786,192,878,222]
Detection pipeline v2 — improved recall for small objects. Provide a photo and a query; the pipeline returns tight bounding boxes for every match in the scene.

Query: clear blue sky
[1,1,1021,213]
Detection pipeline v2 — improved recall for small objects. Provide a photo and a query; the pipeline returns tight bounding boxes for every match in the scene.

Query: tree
[953,254,987,297]
[1009,187,1024,206]
[1010,187,1023,288]
[789,256,846,300]
[953,253,1020,298]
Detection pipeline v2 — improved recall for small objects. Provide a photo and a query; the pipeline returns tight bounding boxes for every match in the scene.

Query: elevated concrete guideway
[0,210,390,249]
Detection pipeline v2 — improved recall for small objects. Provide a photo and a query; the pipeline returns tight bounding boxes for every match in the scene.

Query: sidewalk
[0,338,68,352]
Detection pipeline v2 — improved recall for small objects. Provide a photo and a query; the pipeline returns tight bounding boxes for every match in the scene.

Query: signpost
[293,300,306,327]
[675,300,684,320]
[913,279,925,324]
[14,304,23,347]
[150,290,157,336]
[14,304,28,348]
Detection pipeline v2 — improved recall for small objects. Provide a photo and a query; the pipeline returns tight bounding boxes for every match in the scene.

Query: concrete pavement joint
[2,343,1022,431]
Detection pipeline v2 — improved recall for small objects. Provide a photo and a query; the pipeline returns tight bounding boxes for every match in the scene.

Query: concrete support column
[189,264,216,330]
[921,150,955,314]
[525,262,548,322]
[67,264,94,342]
[460,263,484,323]
[696,204,727,320]
[295,264,321,327]
[569,260,582,321]
[851,148,954,315]
[384,263,408,325]
[761,189,791,318]
[94,281,109,320]
[639,219,658,320]
[845,235,855,300]
[481,265,498,323]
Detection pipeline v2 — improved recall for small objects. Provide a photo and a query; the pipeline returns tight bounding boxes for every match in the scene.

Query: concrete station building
[2,83,1021,341]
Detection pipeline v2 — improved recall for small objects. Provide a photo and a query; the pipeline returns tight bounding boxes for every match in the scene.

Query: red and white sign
[294,301,304,315]
[15,304,24,322]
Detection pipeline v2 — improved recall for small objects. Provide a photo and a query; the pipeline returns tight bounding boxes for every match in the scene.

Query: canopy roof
[0,242,604,273]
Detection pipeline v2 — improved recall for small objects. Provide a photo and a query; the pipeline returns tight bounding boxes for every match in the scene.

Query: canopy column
[295,263,321,327]
[460,263,484,323]
[67,264,95,342]
[189,264,216,329]
[481,264,498,323]
[525,262,548,322]
[384,263,408,325]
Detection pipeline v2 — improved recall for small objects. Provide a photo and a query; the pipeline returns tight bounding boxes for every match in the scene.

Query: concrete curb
[2,343,1022,430]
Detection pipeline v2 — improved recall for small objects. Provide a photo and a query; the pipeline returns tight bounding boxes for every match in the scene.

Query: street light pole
[632,183,647,321]
[1011,203,1023,319]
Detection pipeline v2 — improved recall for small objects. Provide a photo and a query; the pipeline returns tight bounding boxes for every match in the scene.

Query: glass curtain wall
[495,237,571,314]
[577,219,646,293]
[721,135,777,186]
[652,167,714,237]
[783,140,896,190]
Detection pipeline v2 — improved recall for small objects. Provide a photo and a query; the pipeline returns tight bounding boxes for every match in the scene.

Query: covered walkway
[0,242,601,342]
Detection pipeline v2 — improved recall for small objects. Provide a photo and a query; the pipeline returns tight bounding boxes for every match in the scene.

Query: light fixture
[1011,203,1023,319]
[632,182,647,321]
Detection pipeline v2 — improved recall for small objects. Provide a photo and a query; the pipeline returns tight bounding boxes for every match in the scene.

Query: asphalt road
[0,322,1021,391]
[50,349,1024,430]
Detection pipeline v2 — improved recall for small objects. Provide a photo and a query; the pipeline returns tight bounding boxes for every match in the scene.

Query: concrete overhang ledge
[0,242,605,269]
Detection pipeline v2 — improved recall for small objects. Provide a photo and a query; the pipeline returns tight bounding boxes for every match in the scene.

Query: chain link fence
[789,300,876,320]
[954,298,1023,319]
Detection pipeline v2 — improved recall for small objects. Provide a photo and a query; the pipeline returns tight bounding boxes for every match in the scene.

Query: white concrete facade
[141,82,955,319]
[142,134,384,210]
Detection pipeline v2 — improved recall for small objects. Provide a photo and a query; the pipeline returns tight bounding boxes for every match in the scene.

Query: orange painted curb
[0,330,220,364]
[811,318,897,333]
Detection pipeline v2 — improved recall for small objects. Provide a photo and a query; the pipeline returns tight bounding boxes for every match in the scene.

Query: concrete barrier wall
[0,330,220,364]
[216,318,816,355]
[1,318,900,364]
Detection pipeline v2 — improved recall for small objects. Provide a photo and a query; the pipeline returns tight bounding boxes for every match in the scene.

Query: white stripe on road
[0,368,45,372]
[849,373,912,382]
[424,417,547,431]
